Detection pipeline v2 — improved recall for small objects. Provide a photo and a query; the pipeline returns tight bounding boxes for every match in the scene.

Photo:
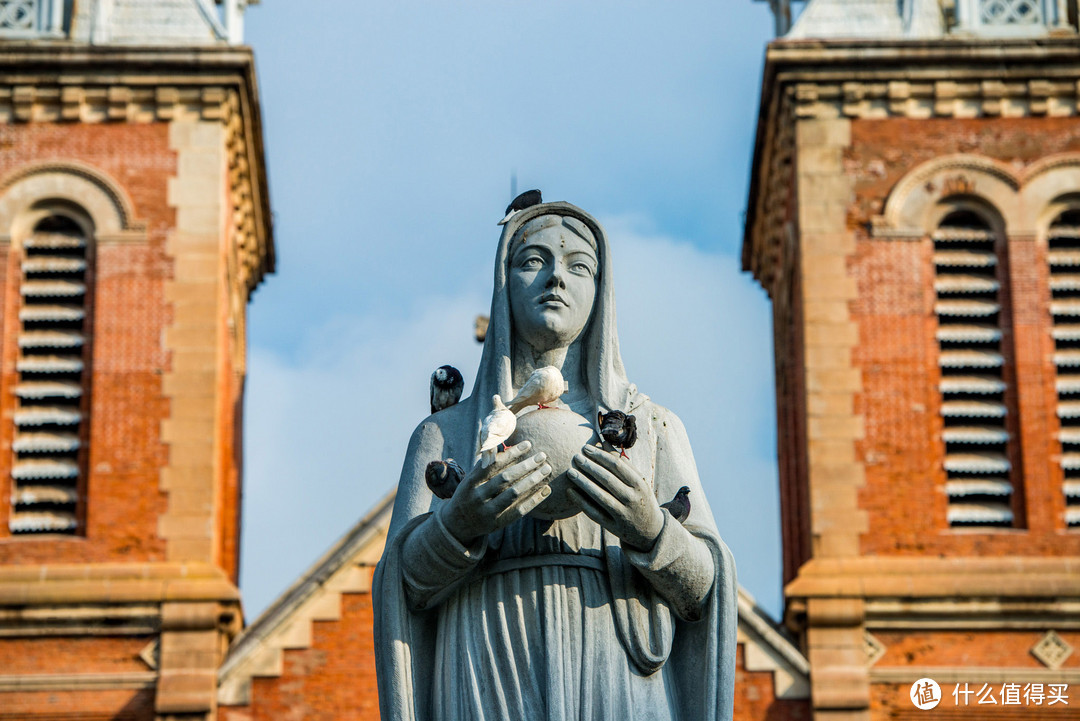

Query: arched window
[10,214,92,535]
[1048,209,1080,529]
[933,210,1015,527]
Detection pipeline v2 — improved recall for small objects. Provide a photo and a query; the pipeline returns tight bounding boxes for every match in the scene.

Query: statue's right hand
[440,441,553,545]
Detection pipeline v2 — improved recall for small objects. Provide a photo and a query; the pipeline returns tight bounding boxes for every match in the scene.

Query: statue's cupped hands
[440,441,554,545]
[567,445,666,552]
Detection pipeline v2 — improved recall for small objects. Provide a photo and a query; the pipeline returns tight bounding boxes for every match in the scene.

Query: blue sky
[240,1,784,620]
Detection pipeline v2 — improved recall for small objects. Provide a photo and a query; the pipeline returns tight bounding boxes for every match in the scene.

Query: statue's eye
[521,256,544,269]
[570,261,594,276]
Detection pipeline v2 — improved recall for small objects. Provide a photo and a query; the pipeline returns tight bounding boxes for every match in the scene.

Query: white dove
[506,366,568,413]
[478,394,518,468]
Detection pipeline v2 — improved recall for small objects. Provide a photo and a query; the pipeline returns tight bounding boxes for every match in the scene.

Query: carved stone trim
[0,160,141,230]
[0,672,157,692]
[864,630,887,666]
[874,151,1080,238]
[1031,630,1074,669]
[791,77,1080,119]
[870,666,1080,683]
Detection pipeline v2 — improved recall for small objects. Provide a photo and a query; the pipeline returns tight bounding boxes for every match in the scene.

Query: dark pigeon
[425,459,464,500]
[498,189,543,225]
[430,365,464,415]
[661,486,691,524]
[598,409,638,459]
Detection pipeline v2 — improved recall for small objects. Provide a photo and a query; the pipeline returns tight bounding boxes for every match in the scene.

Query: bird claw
[619,448,628,459]
[537,403,549,410]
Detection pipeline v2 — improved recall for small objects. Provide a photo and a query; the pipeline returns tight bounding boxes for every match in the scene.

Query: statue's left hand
[567,445,664,552]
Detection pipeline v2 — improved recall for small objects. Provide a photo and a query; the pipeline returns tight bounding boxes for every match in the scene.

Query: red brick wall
[846,116,1080,556]
[220,592,380,721]
[0,122,175,562]
[734,644,812,721]
[0,689,155,721]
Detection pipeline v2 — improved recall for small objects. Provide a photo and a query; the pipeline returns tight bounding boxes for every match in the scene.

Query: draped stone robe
[373,201,737,721]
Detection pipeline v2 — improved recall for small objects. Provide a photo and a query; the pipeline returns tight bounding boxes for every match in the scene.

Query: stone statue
[374,201,737,720]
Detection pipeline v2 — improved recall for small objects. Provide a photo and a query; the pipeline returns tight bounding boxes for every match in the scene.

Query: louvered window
[9,216,91,535]
[934,211,1015,528]
[1048,210,1080,529]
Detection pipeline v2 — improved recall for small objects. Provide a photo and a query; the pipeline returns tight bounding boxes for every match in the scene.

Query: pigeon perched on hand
[478,395,517,468]
[498,189,543,225]
[661,486,691,524]
[430,365,464,415]
[507,366,567,413]
[598,409,638,459]
[425,459,464,500]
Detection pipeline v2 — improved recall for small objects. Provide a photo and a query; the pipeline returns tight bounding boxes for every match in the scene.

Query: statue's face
[508,221,598,351]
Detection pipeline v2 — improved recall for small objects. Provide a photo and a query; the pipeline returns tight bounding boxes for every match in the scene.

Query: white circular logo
[910,678,941,710]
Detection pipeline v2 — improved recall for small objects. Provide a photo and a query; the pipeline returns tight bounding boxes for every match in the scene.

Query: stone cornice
[743,37,1080,288]
[0,43,274,297]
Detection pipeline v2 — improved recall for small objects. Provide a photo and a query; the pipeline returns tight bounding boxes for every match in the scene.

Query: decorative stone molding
[743,91,796,299]
[873,151,1080,238]
[1031,630,1074,669]
[0,672,157,692]
[864,631,887,666]
[0,84,231,124]
[0,160,146,245]
[871,666,1080,683]
[792,78,1080,119]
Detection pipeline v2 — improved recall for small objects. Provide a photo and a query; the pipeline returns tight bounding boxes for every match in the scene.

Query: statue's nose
[546,266,567,289]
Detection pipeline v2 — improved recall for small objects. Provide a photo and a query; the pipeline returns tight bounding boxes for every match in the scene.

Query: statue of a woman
[374,201,737,720]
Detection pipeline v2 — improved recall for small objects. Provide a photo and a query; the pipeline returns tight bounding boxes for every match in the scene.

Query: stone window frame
[0,161,146,538]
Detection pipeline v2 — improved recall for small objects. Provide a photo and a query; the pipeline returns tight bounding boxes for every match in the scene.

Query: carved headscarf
[468,201,647,455]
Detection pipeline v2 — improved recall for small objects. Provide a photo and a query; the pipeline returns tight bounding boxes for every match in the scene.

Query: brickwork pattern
[0,122,173,562]
[220,592,380,721]
[847,116,1080,554]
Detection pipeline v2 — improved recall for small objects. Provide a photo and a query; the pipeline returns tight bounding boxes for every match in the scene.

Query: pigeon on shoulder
[430,365,464,415]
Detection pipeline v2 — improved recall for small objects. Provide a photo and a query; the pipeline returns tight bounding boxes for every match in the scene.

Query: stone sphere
[507,406,597,520]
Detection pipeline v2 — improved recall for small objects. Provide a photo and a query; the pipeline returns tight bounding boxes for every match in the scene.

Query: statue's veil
[467,201,646,456]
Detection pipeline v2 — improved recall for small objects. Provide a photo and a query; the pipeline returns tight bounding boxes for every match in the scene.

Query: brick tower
[745,0,1080,718]
[0,2,272,719]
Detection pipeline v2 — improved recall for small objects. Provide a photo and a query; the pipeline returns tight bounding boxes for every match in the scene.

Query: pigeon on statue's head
[497,189,543,225]
[425,459,464,500]
[430,365,464,415]
[598,409,638,459]
[478,395,517,468]
[506,366,567,414]
[661,486,692,524]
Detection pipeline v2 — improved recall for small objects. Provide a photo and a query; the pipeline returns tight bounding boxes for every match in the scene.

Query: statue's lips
[506,406,597,520]
[539,294,568,307]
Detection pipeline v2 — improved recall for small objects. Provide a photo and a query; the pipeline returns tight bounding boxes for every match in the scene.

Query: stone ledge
[0,672,157,692]
[0,563,238,606]
[787,557,1080,598]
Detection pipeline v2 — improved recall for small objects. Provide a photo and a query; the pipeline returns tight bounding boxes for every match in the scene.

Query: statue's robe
[374,201,737,720]
[374,397,737,721]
